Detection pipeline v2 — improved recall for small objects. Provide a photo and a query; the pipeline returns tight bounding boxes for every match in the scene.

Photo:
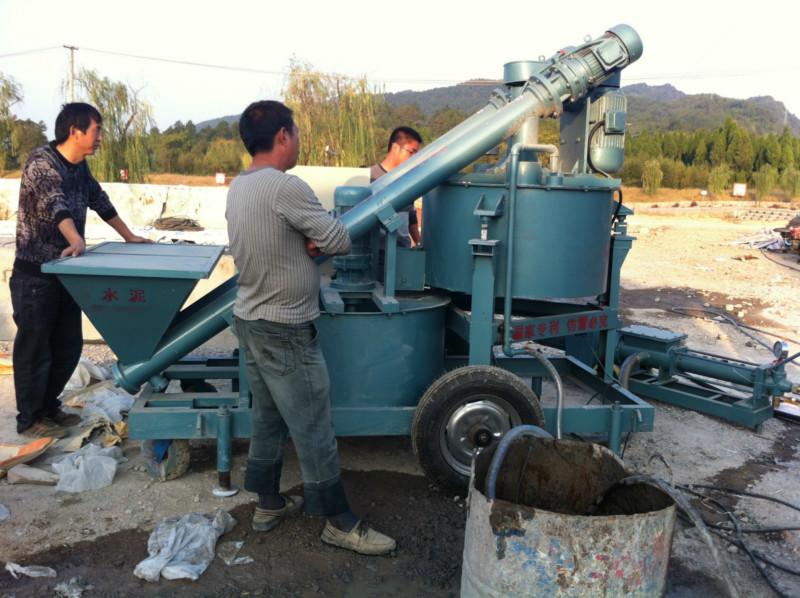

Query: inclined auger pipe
[112,25,642,393]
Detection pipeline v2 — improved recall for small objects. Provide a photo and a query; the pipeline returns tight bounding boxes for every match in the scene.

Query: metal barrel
[462,437,675,596]
[113,25,642,393]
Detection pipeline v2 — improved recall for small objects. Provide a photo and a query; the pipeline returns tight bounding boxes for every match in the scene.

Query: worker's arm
[278,176,351,256]
[105,215,152,244]
[58,218,85,257]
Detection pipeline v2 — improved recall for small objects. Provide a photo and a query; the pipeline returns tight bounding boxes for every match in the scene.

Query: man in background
[370,126,423,247]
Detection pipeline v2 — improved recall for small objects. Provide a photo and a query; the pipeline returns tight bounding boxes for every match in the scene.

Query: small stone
[728,545,739,554]
[725,304,735,312]
[654,297,660,303]
[737,311,746,318]
[7,464,58,485]
[703,302,711,307]
[193,495,201,503]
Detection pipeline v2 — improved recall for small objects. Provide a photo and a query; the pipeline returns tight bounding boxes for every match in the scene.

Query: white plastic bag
[5,562,57,578]
[64,381,135,424]
[64,358,111,392]
[133,509,236,582]
[52,444,126,493]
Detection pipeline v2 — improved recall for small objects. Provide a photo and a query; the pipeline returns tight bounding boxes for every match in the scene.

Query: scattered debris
[134,509,236,582]
[63,357,111,394]
[0,437,58,470]
[5,562,57,579]
[63,380,135,424]
[7,463,59,485]
[54,577,93,598]
[52,444,126,493]
[732,254,757,261]
[0,504,9,521]
[217,540,254,566]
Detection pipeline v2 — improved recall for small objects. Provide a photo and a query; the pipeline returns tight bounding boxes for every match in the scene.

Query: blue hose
[485,425,553,500]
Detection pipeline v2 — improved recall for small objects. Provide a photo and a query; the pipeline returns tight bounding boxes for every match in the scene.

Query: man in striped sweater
[226,100,396,556]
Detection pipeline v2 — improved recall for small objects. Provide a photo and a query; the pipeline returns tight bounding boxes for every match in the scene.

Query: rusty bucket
[461,430,676,597]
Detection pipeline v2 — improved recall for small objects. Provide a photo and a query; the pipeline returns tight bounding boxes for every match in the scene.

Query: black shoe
[47,409,81,427]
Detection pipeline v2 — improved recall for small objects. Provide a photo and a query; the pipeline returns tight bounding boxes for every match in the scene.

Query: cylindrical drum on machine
[317,294,450,434]
[423,180,615,299]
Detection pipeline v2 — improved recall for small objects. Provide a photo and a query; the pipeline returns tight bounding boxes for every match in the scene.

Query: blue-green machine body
[43,25,797,491]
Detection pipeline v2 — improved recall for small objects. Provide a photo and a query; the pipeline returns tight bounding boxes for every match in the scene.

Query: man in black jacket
[11,102,150,438]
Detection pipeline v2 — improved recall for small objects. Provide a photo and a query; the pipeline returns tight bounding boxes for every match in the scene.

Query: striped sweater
[226,166,351,324]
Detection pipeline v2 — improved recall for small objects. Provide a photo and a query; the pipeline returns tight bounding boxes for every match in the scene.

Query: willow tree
[0,73,23,171]
[72,69,153,182]
[283,60,380,167]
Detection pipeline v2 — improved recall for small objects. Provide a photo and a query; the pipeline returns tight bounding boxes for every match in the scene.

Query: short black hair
[388,126,422,152]
[54,103,102,144]
[239,100,295,156]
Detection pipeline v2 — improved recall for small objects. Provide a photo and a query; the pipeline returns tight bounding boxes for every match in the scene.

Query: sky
[1,0,798,135]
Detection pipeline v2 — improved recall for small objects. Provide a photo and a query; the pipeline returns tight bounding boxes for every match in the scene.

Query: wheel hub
[443,400,515,475]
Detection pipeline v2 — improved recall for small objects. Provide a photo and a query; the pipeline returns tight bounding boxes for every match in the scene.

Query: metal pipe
[369,92,509,195]
[616,341,793,395]
[529,348,564,440]
[608,402,622,454]
[619,351,649,389]
[502,143,561,358]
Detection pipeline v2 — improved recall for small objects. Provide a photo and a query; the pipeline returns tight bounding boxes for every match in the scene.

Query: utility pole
[63,45,78,102]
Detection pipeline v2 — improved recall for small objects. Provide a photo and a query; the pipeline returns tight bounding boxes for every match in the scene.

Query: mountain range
[196,83,799,136]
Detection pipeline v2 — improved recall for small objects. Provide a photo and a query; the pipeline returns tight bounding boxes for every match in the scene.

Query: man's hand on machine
[61,237,86,257]
[306,240,321,257]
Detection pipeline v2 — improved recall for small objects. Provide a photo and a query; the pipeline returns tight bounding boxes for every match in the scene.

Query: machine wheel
[412,365,545,494]
[141,439,191,481]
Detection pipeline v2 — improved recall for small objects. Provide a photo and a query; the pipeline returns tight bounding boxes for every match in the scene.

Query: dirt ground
[1,207,800,597]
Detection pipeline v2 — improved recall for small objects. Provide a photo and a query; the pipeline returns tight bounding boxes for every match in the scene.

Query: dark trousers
[10,269,83,433]
[234,317,350,516]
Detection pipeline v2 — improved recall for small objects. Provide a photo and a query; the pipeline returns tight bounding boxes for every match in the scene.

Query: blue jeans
[234,317,349,516]
[10,269,83,433]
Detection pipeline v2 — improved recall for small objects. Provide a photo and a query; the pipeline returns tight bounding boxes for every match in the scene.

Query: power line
[0,46,61,59]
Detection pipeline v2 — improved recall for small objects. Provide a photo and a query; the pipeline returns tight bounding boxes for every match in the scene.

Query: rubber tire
[411,365,545,495]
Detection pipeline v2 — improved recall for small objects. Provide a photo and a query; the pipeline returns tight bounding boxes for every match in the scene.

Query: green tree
[779,127,795,172]
[641,159,663,194]
[707,163,732,195]
[204,138,243,174]
[10,119,47,167]
[752,164,777,203]
[0,73,23,171]
[779,166,800,201]
[283,59,381,167]
[74,68,153,182]
[726,128,754,175]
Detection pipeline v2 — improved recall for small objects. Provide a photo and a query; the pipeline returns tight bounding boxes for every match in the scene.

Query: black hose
[587,120,608,177]
[669,306,800,350]
[760,248,800,273]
